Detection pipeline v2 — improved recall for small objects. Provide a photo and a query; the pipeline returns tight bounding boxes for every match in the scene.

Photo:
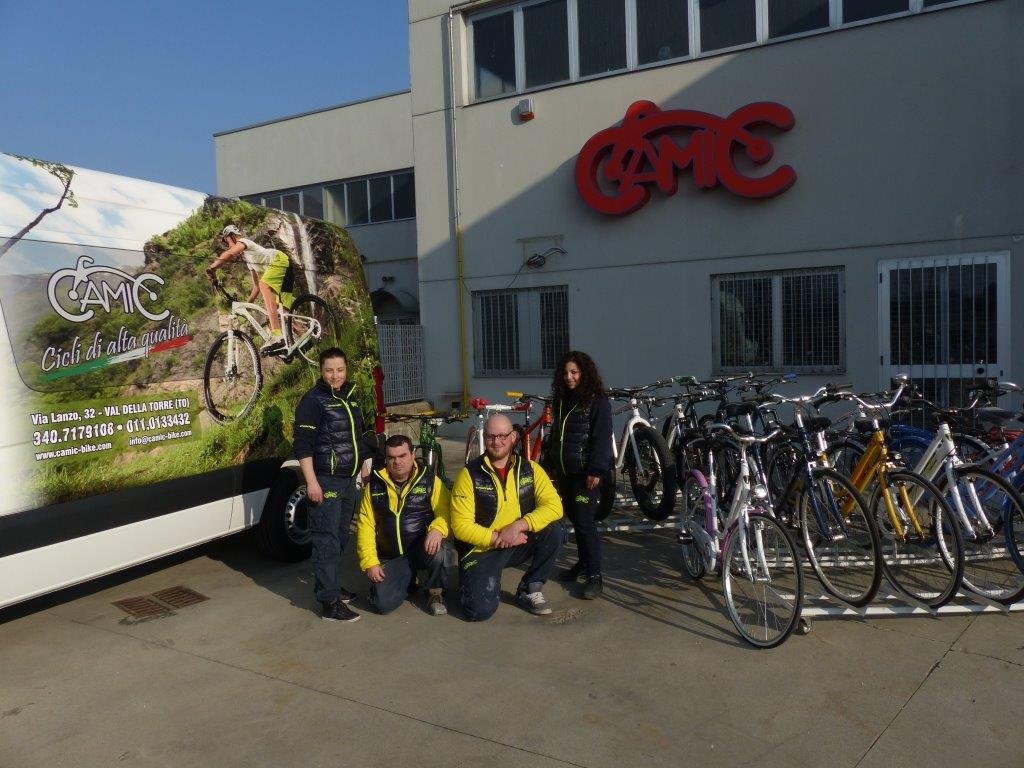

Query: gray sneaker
[516,587,551,615]
[427,588,447,616]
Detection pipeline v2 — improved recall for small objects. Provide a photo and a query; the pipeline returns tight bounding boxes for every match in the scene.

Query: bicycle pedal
[678,532,694,544]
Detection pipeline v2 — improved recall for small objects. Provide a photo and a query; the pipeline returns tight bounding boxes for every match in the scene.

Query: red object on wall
[372,364,386,434]
[575,100,796,216]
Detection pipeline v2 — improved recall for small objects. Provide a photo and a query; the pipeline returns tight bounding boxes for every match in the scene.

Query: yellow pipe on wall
[456,223,468,406]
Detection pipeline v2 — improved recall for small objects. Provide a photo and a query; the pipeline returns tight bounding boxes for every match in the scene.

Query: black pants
[308,474,358,604]
[458,524,562,622]
[369,538,451,615]
[553,471,602,577]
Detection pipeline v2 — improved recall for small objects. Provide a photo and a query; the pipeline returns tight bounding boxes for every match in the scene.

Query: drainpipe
[448,6,469,407]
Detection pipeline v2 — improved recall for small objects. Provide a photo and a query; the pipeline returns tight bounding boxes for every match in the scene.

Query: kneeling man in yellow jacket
[356,435,452,616]
[451,414,563,620]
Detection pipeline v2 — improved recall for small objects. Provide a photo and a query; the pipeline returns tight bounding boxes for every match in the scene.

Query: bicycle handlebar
[706,422,783,445]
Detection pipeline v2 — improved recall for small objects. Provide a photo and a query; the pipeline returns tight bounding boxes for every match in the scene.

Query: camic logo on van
[47,255,170,323]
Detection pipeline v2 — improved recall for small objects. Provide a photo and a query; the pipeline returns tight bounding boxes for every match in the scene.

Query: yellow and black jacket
[450,454,562,554]
[356,463,450,571]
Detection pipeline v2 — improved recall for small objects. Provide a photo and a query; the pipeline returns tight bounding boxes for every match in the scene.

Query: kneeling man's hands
[493,519,529,549]
[366,565,386,583]
[423,529,443,556]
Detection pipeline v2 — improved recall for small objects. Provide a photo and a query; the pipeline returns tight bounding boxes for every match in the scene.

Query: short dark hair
[319,347,347,367]
[384,434,414,454]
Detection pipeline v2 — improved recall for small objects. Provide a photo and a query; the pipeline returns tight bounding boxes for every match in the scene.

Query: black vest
[310,381,364,476]
[369,466,436,561]
[553,398,592,476]
[466,455,536,528]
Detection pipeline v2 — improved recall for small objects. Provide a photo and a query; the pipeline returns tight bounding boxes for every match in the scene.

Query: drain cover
[152,586,208,609]
[112,596,174,619]
[112,586,208,618]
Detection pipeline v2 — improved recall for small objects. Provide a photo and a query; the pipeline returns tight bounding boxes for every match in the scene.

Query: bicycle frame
[610,397,654,472]
[845,430,925,541]
[226,298,321,357]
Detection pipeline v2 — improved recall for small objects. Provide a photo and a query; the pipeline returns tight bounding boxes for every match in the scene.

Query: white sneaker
[516,589,551,615]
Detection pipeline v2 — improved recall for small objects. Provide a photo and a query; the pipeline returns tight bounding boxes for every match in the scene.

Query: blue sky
[0,1,411,193]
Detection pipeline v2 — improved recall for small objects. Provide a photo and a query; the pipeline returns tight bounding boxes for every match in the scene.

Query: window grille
[474,285,569,376]
[377,324,425,404]
[712,267,845,373]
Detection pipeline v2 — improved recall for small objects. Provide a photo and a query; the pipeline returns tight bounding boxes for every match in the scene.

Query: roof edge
[213,89,411,138]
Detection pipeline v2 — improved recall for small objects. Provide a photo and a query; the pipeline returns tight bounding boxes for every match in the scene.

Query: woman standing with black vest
[546,350,613,599]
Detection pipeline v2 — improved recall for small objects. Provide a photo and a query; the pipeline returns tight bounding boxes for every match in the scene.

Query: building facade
[217,0,1022,411]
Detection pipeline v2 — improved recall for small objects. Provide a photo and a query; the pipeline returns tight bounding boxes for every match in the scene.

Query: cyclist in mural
[294,347,376,623]
[206,224,295,354]
[545,351,613,599]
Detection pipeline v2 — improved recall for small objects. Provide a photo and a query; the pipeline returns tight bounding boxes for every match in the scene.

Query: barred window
[712,267,845,373]
[474,286,569,376]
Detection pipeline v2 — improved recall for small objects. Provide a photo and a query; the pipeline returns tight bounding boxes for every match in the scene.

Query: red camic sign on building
[575,100,797,216]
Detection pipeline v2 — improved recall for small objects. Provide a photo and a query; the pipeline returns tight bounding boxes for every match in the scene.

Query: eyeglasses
[484,431,514,443]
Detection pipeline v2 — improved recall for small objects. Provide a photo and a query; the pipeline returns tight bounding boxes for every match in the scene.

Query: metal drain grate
[112,596,174,619]
[112,586,208,618]
[151,586,208,609]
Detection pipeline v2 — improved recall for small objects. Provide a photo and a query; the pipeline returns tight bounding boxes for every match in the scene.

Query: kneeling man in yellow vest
[450,414,564,620]
[356,435,452,616]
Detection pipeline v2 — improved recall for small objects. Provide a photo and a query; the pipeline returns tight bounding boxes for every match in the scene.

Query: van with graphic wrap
[0,154,383,610]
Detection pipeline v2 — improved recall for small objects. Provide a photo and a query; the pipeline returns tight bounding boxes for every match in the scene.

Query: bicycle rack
[582,489,1024,623]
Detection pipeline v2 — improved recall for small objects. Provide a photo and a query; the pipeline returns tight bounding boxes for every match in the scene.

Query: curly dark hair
[551,350,605,405]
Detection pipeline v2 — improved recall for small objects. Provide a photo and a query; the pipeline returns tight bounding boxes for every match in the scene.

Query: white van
[0,154,383,609]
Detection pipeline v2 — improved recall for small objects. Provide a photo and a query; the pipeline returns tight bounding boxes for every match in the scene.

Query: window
[302,187,323,220]
[699,0,756,52]
[346,180,369,225]
[369,176,393,222]
[578,0,627,77]
[769,0,829,37]
[843,0,908,23]
[473,11,516,99]
[474,286,569,375]
[636,0,689,64]
[392,172,415,220]
[712,267,845,372]
[523,0,570,88]
[467,0,978,100]
[281,193,300,214]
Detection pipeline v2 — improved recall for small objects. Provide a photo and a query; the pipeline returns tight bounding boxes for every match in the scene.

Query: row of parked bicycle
[385,373,1024,648]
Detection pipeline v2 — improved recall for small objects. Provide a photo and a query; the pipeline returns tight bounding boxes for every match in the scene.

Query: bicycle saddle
[724,401,757,418]
[854,417,889,433]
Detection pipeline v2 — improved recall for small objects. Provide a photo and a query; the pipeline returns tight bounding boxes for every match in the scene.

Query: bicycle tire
[203,330,262,424]
[890,433,931,472]
[934,466,1024,605]
[825,438,866,480]
[765,441,800,514]
[722,513,804,648]
[511,423,527,459]
[952,432,997,466]
[680,471,711,580]
[870,469,964,608]
[799,467,883,607]
[464,425,481,464]
[625,424,677,521]
[287,294,341,365]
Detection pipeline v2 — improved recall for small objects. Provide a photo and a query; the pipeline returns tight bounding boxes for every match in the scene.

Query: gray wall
[410,0,1023,410]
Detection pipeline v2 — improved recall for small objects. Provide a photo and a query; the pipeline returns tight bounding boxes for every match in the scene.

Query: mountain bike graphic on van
[203,277,341,424]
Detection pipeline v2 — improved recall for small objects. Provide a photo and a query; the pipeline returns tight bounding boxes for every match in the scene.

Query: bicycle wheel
[722,513,803,648]
[511,423,527,459]
[625,424,677,521]
[799,467,883,606]
[464,425,482,464]
[952,432,995,465]
[680,471,711,580]
[203,331,262,424]
[765,441,800,514]
[889,433,931,472]
[826,438,865,479]
[870,470,964,608]
[711,438,741,509]
[935,466,1024,604]
[287,294,341,365]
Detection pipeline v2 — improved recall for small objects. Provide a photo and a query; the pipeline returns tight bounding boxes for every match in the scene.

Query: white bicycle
[203,279,340,424]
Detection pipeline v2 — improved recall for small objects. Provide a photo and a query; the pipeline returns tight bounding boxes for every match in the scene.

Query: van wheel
[255,469,313,562]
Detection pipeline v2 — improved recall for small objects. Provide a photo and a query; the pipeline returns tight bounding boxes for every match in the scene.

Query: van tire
[255,468,313,562]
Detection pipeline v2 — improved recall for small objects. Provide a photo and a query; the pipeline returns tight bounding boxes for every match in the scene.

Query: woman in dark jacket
[546,350,613,599]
